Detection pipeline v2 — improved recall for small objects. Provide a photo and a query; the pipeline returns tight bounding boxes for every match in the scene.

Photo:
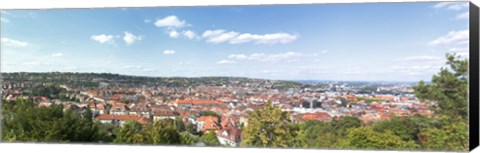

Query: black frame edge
[469,1,480,151]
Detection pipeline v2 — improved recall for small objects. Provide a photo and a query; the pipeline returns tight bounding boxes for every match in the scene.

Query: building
[216,127,242,147]
[196,116,220,133]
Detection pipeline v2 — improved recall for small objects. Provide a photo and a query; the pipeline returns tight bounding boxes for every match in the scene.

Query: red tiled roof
[303,112,332,122]
[111,103,127,111]
[175,100,225,106]
[197,116,220,132]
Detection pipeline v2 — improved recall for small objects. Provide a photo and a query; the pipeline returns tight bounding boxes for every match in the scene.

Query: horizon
[1,2,469,82]
[1,71,423,84]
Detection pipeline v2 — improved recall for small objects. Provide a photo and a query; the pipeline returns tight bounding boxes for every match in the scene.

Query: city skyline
[1,2,470,82]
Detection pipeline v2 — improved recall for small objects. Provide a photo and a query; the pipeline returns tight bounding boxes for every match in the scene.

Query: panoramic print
[0,2,470,151]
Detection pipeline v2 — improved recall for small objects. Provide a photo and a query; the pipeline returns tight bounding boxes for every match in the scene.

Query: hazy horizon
[1,2,469,82]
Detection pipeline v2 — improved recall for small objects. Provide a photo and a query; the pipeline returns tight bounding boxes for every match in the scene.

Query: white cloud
[225,52,303,63]
[51,53,63,57]
[202,29,226,38]
[446,3,469,11]
[202,29,298,45]
[1,17,9,23]
[123,32,143,45]
[154,15,186,29]
[250,52,303,62]
[449,47,468,52]
[312,50,329,56]
[23,61,55,66]
[230,33,298,45]
[402,56,442,61]
[390,64,442,74]
[433,2,468,10]
[144,19,151,23]
[456,12,469,20]
[182,30,197,39]
[217,60,236,64]
[228,54,248,60]
[1,37,28,47]
[90,34,114,44]
[169,30,179,38]
[124,65,143,69]
[203,30,239,43]
[142,68,157,72]
[455,52,469,57]
[448,47,469,58]
[429,29,468,46]
[163,50,175,55]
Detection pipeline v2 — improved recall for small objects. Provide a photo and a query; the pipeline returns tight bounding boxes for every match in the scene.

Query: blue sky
[0,2,470,82]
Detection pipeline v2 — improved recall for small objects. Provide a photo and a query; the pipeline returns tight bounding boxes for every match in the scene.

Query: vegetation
[241,101,302,148]
[199,131,220,146]
[1,53,469,151]
[2,98,101,142]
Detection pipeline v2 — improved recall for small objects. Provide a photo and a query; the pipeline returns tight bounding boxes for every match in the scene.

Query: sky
[0,2,470,82]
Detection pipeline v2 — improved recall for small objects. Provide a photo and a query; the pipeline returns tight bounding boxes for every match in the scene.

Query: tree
[331,116,362,137]
[413,53,469,151]
[180,132,198,145]
[339,126,418,150]
[114,121,145,144]
[199,131,220,146]
[297,121,337,148]
[2,98,99,142]
[372,116,417,142]
[419,119,468,151]
[144,119,181,144]
[241,101,301,148]
[414,53,468,119]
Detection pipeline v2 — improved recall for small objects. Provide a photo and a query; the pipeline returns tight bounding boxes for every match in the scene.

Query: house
[94,114,149,126]
[302,112,332,122]
[110,103,129,115]
[216,127,242,147]
[153,109,179,121]
[221,115,239,128]
[196,116,220,133]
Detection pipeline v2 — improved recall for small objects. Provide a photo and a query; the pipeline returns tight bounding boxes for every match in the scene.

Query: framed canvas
[1,0,479,153]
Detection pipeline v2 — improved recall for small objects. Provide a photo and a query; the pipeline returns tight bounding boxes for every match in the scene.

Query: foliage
[199,131,220,146]
[241,101,301,148]
[414,54,468,119]
[2,98,99,142]
[419,118,468,151]
[339,126,419,150]
[413,53,469,151]
[114,119,181,145]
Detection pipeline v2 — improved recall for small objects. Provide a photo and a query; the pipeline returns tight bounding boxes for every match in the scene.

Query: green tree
[339,126,418,150]
[180,132,198,145]
[114,121,145,144]
[297,121,337,148]
[199,131,220,146]
[419,118,468,151]
[241,101,301,148]
[331,116,362,137]
[144,119,181,144]
[372,116,417,142]
[2,98,99,142]
[414,53,468,119]
[413,53,469,151]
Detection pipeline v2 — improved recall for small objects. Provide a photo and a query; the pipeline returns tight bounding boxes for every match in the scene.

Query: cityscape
[0,1,470,151]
